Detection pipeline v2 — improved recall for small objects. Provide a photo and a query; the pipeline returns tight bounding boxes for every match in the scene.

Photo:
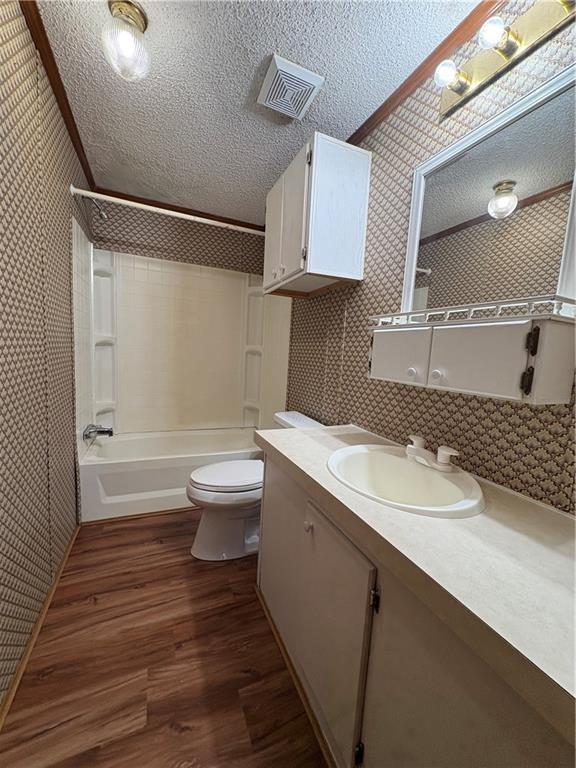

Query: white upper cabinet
[263,132,371,296]
[370,318,575,405]
[370,327,432,386]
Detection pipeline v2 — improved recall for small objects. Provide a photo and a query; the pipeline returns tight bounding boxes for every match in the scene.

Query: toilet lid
[190,459,264,492]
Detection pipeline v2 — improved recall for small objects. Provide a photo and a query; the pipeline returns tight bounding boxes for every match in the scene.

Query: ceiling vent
[257,54,325,120]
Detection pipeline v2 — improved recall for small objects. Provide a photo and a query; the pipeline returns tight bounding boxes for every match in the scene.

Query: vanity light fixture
[487,180,518,220]
[436,0,575,118]
[477,16,520,57]
[102,0,150,82]
[433,59,470,94]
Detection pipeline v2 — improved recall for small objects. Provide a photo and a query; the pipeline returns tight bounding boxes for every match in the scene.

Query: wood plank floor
[0,510,326,768]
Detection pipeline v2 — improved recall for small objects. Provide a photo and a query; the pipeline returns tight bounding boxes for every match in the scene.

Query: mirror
[403,68,575,313]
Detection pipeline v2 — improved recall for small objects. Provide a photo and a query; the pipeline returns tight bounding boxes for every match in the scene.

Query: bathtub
[79,428,261,522]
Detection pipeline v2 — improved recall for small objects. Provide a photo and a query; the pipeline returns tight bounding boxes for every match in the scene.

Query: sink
[327,445,484,518]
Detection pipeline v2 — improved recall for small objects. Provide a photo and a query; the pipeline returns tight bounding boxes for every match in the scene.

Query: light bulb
[478,16,519,57]
[433,59,469,94]
[102,10,149,81]
[488,181,518,219]
[478,17,507,49]
[434,59,459,88]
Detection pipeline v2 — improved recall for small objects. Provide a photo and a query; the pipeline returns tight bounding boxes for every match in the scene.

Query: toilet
[187,411,321,561]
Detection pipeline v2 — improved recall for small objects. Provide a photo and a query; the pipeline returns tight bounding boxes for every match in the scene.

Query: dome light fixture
[487,180,518,220]
[478,16,520,57]
[102,0,150,82]
[433,59,470,94]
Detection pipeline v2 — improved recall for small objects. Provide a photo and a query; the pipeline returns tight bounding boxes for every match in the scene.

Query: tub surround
[254,425,575,743]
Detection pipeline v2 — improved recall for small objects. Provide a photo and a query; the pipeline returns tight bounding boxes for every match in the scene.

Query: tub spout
[83,424,114,442]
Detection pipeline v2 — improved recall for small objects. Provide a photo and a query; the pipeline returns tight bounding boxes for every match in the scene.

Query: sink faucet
[83,424,114,442]
[406,435,459,472]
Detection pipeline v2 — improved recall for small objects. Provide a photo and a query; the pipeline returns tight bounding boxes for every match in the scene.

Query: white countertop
[255,425,575,709]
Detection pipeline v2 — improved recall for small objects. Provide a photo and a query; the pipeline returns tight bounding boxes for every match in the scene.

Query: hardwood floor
[0,510,326,768]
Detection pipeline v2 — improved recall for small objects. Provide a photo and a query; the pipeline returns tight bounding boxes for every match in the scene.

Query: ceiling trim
[19,0,95,187]
[347,0,507,146]
[419,180,573,246]
[93,187,265,232]
[19,0,264,233]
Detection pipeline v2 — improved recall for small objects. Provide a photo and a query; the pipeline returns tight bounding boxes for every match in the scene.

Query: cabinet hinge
[354,741,365,766]
[520,366,535,396]
[301,246,307,262]
[526,325,540,356]
[306,149,312,165]
[370,586,380,613]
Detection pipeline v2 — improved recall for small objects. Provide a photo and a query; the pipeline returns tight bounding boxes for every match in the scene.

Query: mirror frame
[401,64,576,313]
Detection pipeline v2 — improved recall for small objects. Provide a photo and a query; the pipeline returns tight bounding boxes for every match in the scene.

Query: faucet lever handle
[408,434,426,449]
[437,445,459,467]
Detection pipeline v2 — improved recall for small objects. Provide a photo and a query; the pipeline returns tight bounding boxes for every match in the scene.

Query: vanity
[255,425,575,768]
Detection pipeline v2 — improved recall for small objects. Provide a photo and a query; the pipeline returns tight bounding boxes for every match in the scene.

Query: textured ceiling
[421,87,575,237]
[38,0,476,225]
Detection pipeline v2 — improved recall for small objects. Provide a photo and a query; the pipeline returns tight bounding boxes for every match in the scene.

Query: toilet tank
[273,411,322,428]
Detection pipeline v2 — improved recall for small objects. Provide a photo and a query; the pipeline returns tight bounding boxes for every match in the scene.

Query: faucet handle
[436,445,459,469]
[408,435,426,449]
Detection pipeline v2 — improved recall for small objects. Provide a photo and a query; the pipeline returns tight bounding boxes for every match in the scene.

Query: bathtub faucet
[83,424,114,442]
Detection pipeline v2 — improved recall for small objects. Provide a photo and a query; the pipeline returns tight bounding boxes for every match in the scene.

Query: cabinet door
[298,501,376,768]
[307,133,371,280]
[259,461,376,768]
[370,327,432,385]
[263,175,283,290]
[428,320,531,400]
[280,143,310,280]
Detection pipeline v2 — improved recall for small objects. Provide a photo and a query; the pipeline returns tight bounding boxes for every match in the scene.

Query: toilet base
[191,504,260,561]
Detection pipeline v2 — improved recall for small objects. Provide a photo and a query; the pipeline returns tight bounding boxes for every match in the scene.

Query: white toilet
[187,411,321,561]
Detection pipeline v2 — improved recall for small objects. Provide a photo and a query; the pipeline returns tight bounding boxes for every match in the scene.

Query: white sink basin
[327,445,484,518]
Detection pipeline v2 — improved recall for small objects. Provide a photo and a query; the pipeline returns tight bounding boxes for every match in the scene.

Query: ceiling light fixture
[433,59,470,94]
[102,0,149,82]
[487,180,518,220]
[478,16,520,57]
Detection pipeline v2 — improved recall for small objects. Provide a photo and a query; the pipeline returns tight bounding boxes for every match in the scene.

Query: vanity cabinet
[258,460,376,767]
[263,132,372,296]
[257,455,574,768]
[369,317,575,404]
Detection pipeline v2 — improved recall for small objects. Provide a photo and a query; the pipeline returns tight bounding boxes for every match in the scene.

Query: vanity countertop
[255,424,575,731]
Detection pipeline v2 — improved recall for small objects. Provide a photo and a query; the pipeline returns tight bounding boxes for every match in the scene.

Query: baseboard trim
[80,505,197,526]
[0,525,80,732]
[255,586,337,768]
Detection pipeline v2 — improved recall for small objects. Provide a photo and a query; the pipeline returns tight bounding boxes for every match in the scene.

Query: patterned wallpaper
[417,190,571,307]
[287,1,575,514]
[90,202,264,275]
[0,1,89,707]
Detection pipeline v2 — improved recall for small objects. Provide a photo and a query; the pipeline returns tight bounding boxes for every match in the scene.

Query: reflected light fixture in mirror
[102,0,150,81]
[478,16,520,57]
[487,180,518,220]
[433,59,470,94]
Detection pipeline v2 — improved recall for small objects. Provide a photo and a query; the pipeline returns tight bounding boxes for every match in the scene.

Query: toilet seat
[189,459,263,493]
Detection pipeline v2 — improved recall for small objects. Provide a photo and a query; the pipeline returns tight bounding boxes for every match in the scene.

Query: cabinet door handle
[303,520,314,533]
[430,369,443,382]
[272,270,278,279]
[407,367,417,378]
[280,265,286,274]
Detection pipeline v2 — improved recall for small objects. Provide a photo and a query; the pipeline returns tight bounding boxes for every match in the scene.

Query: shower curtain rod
[69,185,265,237]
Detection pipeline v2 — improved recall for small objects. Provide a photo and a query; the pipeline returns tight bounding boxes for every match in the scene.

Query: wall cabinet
[258,461,376,767]
[263,132,371,296]
[258,458,574,768]
[369,317,575,404]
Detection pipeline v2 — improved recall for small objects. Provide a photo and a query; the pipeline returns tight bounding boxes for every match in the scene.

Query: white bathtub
[79,428,261,522]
